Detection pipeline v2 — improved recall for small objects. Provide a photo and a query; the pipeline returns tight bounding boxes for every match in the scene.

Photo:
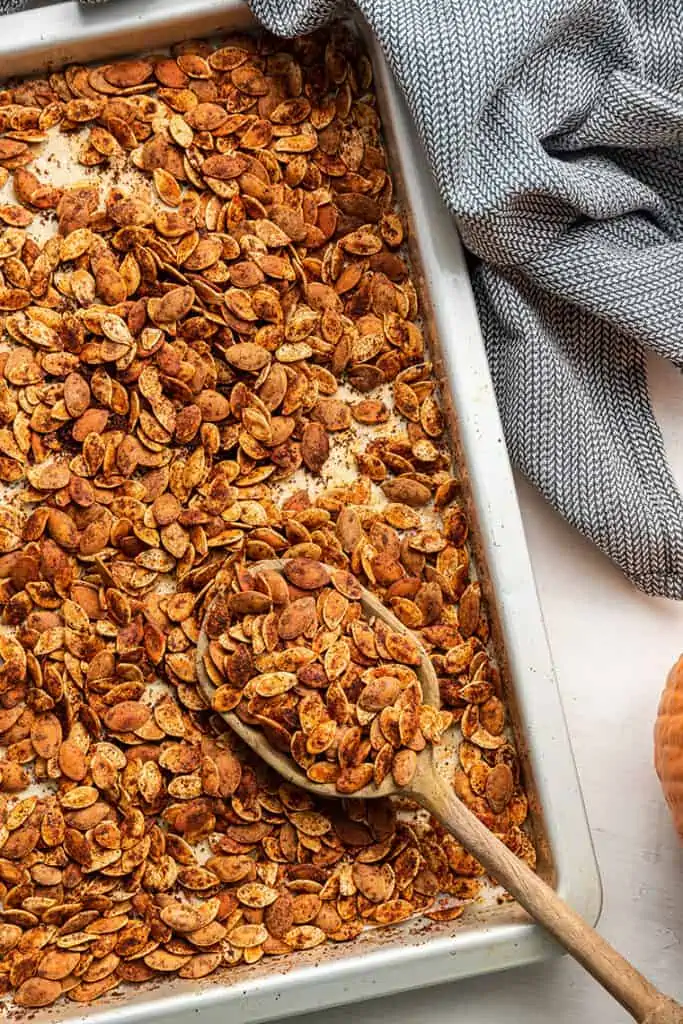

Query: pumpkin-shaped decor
[655,654,683,840]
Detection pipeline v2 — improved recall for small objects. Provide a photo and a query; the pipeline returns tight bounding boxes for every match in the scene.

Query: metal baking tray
[0,1,601,1021]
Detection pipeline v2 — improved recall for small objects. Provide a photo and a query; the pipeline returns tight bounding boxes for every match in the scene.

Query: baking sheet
[0,1,602,1021]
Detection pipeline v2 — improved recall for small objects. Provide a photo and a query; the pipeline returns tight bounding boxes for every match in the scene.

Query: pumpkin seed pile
[0,25,534,1011]
[202,558,454,793]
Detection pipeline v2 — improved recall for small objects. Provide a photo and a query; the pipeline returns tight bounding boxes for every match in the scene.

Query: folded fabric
[4,0,683,597]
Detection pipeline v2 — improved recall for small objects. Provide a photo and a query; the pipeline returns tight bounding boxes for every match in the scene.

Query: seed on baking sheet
[26,460,70,490]
[178,951,222,979]
[15,977,63,1007]
[38,949,80,980]
[284,925,326,950]
[228,923,268,948]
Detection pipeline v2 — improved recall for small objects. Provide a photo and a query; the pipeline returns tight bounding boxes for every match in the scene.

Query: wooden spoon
[197,560,682,1024]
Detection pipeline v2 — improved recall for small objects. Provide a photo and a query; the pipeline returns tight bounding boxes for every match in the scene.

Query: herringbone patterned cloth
[4,0,683,598]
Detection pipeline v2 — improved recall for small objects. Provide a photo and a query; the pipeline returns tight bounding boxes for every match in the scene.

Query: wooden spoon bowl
[197,560,682,1024]
[196,558,440,802]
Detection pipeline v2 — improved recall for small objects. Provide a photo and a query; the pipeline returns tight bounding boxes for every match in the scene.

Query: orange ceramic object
[655,654,683,840]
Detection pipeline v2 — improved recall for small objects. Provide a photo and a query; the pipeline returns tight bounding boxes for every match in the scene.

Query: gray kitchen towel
[3,0,683,598]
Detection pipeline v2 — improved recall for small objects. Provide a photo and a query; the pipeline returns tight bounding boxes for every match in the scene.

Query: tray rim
[0,1,602,1021]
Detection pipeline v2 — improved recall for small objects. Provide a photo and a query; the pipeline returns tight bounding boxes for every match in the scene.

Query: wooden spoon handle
[413,770,682,1023]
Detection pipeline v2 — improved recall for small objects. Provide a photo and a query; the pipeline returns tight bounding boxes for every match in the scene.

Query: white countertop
[281,355,683,1022]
